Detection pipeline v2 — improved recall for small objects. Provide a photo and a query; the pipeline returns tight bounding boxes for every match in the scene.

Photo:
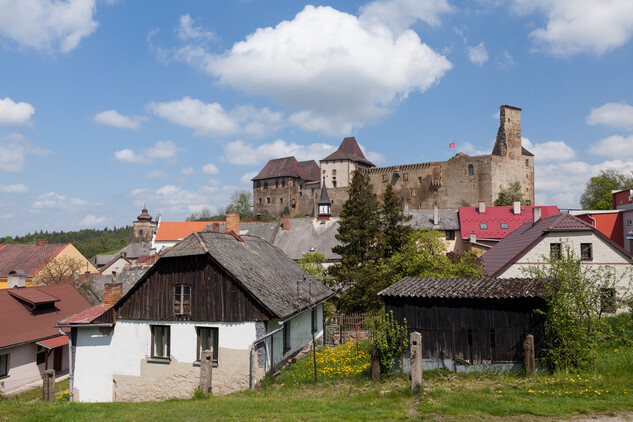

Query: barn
[378,277,546,372]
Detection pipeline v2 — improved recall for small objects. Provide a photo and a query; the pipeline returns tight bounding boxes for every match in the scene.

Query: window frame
[150,325,170,360]
[467,164,474,176]
[283,323,291,354]
[311,308,318,334]
[382,174,388,183]
[36,346,46,365]
[0,353,8,378]
[410,188,416,197]
[550,243,562,260]
[173,284,191,315]
[500,223,509,230]
[196,326,219,364]
[445,230,455,240]
[581,243,593,260]
[403,172,409,181]
[479,223,487,230]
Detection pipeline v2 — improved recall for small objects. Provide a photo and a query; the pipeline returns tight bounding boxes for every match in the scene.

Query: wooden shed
[379,277,545,369]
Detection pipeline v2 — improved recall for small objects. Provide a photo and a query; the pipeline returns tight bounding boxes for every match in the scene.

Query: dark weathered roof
[0,284,91,349]
[251,156,320,182]
[522,146,534,156]
[273,217,342,261]
[162,232,333,318]
[0,243,68,278]
[201,221,279,244]
[321,137,374,167]
[378,277,543,299]
[318,178,331,206]
[78,265,152,306]
[404,209,459,231]
[94,242,152,267]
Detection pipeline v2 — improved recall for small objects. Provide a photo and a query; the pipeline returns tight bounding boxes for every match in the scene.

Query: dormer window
[500,223,509,230]
[480,223,487,230]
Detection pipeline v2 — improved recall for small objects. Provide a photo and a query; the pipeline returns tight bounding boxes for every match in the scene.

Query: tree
[494,181,525,206]
[381,184,412,258]
[33,256,88,286]
[225,190,253,219]
[580,170,633,210]
[298,252,327,277]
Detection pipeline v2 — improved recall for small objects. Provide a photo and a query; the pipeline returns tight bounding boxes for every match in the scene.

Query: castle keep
[252,105,534,217]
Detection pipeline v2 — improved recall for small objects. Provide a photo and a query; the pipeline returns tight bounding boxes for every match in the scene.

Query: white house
[57,231,333,402]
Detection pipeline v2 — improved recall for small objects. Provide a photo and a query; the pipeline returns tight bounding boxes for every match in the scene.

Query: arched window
[467,164,474,175]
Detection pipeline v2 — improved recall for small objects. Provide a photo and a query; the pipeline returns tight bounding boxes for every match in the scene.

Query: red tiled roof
[459,205,560,239]
[251,156,320,182]
[321,137,374,166]
[0,243,68,278]
[36,335,68,349]
[0,284,91,349]
[154,222,213,241]
[58,303,109,325]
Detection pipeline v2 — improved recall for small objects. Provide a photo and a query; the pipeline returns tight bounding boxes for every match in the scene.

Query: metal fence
[325,313,378,348]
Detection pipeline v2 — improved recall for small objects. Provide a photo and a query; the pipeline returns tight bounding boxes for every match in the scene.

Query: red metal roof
[36,335,68,349]
[154,221,213,241]
[459,205,560,239]
[0,284,91,349]
[0,243,68,278]
[58,303,109,325]
[8,289,60,305]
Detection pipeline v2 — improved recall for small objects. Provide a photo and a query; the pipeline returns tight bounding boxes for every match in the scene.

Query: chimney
[104,283,123,307]
[283,214,290,231]
[433,204,439,226]
[7,270,26,288]
[212,222,220,233]
[478,201,486,214]
[513,201,521,215]
[37,238,48,246]
[226,212,240,235]
[533,207,542,222]
[469,232,477,244]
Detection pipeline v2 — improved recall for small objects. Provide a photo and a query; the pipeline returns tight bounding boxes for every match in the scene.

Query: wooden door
[53,347,63,371]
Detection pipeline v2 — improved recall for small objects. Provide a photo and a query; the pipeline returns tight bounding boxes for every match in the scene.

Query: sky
[1,0,633,237]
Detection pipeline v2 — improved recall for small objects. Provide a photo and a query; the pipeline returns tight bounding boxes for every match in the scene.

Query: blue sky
[1,0,633,237]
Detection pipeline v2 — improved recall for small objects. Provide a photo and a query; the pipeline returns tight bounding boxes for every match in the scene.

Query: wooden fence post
[42,369,55,402]
[523,335,535,376]
[200,348,213,393]
[410,332,423,391]
[370,343,380,381]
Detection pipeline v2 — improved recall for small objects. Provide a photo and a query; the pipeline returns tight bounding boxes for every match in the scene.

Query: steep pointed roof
[251,156,320,182]
[321,137,374,167]
[318,178,331,206]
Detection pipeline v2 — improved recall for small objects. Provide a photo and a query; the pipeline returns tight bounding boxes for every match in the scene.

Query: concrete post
[410,332,423,391]
[523,334,535,376]
[199,349,213,393]
[42,369,55,402]
[370,343,380,381]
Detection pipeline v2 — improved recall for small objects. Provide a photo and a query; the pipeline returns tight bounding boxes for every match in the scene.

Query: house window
[311,308,318,334]
[0,354,7,377]
[468,164,474,175]
[410,188,416,197]
[382,174,388,183]
[403,173,409,181]
[197,327,219,363]
[479,223,487,230]
[283,323,291,353]
[600,288,616,313]
[500,223,509,230]
[581,243,593,260]
[550,243,561,259]
[151,325,170,359]
[445,230,455,240]
[173,284,191,315]
[36,346,46,365]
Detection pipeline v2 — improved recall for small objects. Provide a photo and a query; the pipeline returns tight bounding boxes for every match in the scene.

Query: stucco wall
[266,306,323,370]
[0,343,67,393]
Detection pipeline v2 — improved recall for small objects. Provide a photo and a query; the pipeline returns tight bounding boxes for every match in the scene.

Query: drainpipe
[588,214,597,228]
[58,328,73,402]
[249,323,284,390]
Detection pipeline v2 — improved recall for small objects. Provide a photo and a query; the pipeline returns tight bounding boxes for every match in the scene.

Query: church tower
[133,206,157,242]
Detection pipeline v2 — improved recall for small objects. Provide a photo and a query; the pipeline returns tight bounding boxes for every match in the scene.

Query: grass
[5,378,69,402]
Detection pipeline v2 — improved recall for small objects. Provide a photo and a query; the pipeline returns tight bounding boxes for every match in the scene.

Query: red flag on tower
[449,141,456,148]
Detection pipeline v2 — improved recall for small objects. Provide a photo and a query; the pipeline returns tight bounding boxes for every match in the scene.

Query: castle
[252,105,535,217]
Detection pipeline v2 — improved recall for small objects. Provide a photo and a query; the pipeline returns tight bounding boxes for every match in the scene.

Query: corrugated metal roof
[0,243,68,278]
[378,276,543,299]
[459,205,560,240]
[58,303,108,325]
[154,221,214,241]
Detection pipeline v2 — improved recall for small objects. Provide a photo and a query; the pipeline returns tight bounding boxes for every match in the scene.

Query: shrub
[370,309,408,373]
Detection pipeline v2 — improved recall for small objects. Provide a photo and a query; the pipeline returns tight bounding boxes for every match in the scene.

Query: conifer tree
[381,184,412,258]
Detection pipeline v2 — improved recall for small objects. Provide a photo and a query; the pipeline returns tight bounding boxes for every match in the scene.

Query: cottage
[57,231,333,402]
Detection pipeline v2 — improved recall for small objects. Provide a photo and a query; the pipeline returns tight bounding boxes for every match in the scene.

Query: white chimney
[533,207,542,222]
[513,201,521,215]
[478,201,486,213]
[7,270,26,288]
[433,204,439,226]
[470,232,477,243]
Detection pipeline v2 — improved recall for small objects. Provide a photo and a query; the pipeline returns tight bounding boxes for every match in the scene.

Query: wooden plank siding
[386,297,545,363]
[114,255,273,322]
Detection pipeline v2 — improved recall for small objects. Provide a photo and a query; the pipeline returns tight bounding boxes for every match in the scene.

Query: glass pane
[183,286,191,314]
[174,286,181,314]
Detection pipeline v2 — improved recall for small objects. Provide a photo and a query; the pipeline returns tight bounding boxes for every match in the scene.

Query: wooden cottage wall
[116,255,272,322]
[386,297,545,363]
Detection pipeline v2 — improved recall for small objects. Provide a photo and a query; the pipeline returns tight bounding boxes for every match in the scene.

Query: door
[53,347,63,371]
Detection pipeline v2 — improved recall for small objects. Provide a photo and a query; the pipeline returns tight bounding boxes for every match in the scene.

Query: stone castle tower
[133,206,157,242]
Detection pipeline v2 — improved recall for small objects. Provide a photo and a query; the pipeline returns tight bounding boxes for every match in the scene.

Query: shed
[379,277,545,369]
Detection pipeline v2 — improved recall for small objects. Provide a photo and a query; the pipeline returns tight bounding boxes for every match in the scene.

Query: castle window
[258,198,262,204]
[333,181,337,188]
[526,159,529,166]
[332,169,337,176]
[410,188,416,197]
[403,173,409,181]
[256,181,261,189]
[468,164,474,176]
[382,174,388,183]
[418,176,422,184]
[282,180,285,187]
[266,197,271,204]
[280,198,283,203]
[299,192,303,198]
[264,182,268,189]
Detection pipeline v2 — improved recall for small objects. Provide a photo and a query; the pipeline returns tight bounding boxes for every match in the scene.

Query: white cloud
[457,141,489,156]
[114,140,178,164]
[145,169,169,180]
[467,42,488,66]
[588,134,633,160]
[522,137,575,162]
[181,167,194,175]
[129,184,232,218]
[0,133,51,173]
[512,0,633,56]
[80,214,107,226]
[202,163,219,175]
[94,110,146,129]
[166,5,452,135]
[148,97,284,138]
[496,49,516,68]
[33,192,94,210]
[586,102,633,130]
[177,14,215,41]
[0,97,35,126]
[358,0,454,33]
[0,184,28,193]
[241,171,258,185]
[0,0,98,54]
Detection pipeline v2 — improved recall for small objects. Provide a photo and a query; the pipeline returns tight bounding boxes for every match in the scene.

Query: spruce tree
[381,184,412,258]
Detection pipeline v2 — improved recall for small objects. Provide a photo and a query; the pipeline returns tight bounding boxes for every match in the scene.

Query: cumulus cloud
[114,140,178,164]
[202,163,219,175]
[164,5,452,135]
[148,97,284,138]
[588,134,633,160]
[145,169,169,180]
[0,184,28,193]
[512,0,633,56]
[586,102,633,130]
[177,14,215,41]
[241,171,258,185]
[80,214,107,226]
[0,97,35,126]
[129,184,236,218]
[0,0,98,54]
[181,167,194,175]
[0,133,51,173]
[94,110,146,129]
[457,141,490,156]
[467,42,488,66]
[33,192,94,210]
[522,137,575,162]
[358,0,454,33]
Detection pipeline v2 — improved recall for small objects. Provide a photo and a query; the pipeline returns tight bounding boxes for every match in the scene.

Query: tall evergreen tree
[381,184,412,258]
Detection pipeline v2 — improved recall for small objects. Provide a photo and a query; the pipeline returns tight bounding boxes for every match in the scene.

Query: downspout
[588,215,597,228]
[58,327,73,402]
[250,323,284,390]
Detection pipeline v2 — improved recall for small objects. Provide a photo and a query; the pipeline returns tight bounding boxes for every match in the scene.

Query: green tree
[580,170,633,210]
[494,181,525,206]
[381,184,412,258]
[225,190,254,219]
[298,252,327,277]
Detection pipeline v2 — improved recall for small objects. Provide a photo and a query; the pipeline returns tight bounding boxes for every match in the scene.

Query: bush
[370,309,408,373]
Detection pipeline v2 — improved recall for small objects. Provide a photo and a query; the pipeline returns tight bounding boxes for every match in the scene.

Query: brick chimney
[478,201,486,214]
[513,201,521,215]
[104,283,123,308]
[226,212,240,235]
[283,214,290,231]
[212,222,220,233]
[37,238,48,246]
